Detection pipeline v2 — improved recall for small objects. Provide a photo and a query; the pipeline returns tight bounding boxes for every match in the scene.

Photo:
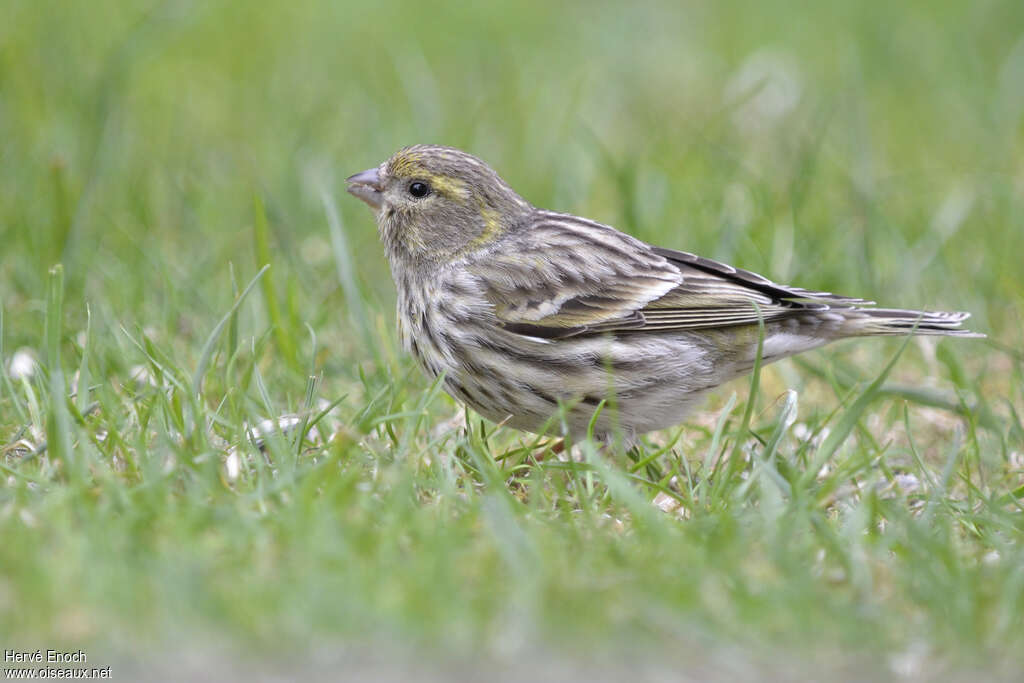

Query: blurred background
[2,0,1024,679]
[3,0,1021,354]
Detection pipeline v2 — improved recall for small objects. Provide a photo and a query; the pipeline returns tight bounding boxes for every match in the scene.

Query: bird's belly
[438,330,723,440]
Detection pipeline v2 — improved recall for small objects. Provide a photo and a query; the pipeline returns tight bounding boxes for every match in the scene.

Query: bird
[346,144,980,445]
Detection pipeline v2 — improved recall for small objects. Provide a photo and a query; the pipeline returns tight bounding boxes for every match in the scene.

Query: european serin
[347,145,979,443]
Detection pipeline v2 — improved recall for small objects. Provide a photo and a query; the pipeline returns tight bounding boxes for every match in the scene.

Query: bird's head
[347,145,532,266]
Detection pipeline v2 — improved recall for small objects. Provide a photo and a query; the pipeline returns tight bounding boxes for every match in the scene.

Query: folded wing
[472,212,867,340]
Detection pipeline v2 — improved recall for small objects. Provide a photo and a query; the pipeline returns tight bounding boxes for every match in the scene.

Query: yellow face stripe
[423,173,466,200]
[390,153,467,202]
[467,201,502,249]
[388,151,424,176]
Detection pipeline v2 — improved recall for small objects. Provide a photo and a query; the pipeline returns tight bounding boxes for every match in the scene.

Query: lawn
[2,0,1023,679]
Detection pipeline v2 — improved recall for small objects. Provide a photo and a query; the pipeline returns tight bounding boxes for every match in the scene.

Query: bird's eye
[408,181,430,198]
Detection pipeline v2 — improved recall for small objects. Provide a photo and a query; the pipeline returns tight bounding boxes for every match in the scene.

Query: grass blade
[318,183,373,356]
[253,196,298,368]
[191,264,269,398]
[45,265,76,477]
[798,332,916,489]
[76,303,93,414]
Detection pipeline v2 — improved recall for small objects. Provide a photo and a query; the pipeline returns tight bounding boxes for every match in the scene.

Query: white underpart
[762,332,827,359]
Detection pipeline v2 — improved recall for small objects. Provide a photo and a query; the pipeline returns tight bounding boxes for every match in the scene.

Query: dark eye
[408,181,430,198]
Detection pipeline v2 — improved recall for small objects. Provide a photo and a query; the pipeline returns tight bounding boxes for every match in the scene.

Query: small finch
[347,145,980,444]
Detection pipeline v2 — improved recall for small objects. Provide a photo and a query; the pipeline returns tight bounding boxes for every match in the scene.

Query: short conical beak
[346,167,384,210]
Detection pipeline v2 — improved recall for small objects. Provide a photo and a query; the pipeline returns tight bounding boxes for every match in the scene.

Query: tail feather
[841,308,984,338]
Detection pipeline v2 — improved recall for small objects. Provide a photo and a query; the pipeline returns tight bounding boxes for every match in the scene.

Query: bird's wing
[468,215,682,338]
[638,246,871,331]
[471,213,868,339]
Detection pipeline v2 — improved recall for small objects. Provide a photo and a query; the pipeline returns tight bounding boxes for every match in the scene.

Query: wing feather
[471,212,865,339]
[469,215,682,333]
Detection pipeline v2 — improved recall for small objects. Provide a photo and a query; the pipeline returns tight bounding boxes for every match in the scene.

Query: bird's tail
[839,308,984,338]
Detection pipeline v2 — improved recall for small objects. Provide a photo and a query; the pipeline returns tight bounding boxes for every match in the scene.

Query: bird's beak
[346,167,385,210]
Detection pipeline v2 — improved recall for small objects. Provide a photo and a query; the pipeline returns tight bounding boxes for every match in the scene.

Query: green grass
[2,0,1023,678]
